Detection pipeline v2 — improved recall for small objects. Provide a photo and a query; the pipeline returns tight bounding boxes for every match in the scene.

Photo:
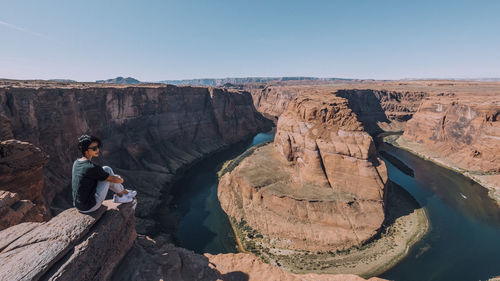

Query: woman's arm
[106,175,124,184]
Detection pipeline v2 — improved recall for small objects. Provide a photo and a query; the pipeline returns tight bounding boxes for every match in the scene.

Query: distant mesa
[96,76,141,84]
[159,77,356,86]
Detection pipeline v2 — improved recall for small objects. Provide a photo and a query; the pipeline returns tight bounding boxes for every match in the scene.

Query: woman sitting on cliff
[72,135,136,213]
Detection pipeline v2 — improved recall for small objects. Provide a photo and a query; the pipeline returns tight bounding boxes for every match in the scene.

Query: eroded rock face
[0,84,271,224]
[336,89,427,133]
[0,139,50,227]
[250,86,300,120]
[274,94,387,220]
[219,94,387,252]
[274,94,386,191]
[0,200,136,281]
[403,97,500,173]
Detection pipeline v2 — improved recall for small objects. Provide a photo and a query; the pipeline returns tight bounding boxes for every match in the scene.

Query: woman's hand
[106,175,124,184]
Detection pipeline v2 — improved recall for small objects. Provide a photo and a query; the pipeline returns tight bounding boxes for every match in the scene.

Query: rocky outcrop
[112,234,386,281]
[0,191,38,230]
[0,84,271,229]
[219,93,387,252]
[0,200,136,281]
[0,139,50,228]
[273,94,388,247]
[274,94,387,193]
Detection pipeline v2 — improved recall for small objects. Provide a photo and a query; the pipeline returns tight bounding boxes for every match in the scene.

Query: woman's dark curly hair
[78,134,102,156]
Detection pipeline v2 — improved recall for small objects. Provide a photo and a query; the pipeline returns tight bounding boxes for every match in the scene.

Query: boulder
[0,190,37,230]
[0,139,50,224]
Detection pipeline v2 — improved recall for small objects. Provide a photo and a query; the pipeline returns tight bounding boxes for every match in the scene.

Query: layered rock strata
[403,96,499,173]
[219,94,387,252]
[0,139,50,228]
[399,95,500,202]
[0,84,271,229]
[0,200,136,281]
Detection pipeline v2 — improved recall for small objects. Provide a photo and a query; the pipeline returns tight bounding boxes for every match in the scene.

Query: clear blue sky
[1,0,499,81]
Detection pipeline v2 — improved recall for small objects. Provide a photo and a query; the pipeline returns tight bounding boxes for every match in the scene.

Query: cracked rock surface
[0,200,136,281]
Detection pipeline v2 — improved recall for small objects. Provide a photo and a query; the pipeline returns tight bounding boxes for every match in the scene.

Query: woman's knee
[102,166,114,174]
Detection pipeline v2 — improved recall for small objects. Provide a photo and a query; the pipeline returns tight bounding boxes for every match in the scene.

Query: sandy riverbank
[387,135,500,207]
[229,180,429,278]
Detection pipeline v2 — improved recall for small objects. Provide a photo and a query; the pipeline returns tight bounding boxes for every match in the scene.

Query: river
[161,131,500,280]
[379,140,500,281]
[164,131,275,254]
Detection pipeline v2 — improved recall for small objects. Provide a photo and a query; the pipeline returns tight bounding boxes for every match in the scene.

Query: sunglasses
[88,145,100,151]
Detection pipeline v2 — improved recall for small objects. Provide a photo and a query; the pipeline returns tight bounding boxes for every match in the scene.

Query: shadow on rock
[222,271,250,281]
[383,180,421,227]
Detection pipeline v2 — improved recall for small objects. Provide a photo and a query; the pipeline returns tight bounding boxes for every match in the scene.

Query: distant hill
[96,77,141,84]
[159,77,354,86]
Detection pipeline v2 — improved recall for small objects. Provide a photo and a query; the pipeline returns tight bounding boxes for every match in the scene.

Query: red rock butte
[219,93,388,252]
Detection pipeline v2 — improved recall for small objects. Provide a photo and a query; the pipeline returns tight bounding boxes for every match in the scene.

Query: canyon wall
[402,95,499,173]
[249,86,300,119]
[0,84,272,229]
[399,94,500,200]
[219,93,387,252]
[336,89,427,133]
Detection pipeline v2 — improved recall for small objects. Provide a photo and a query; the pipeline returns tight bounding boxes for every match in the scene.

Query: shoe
[114,194,133,203]
[125,189,137,198]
